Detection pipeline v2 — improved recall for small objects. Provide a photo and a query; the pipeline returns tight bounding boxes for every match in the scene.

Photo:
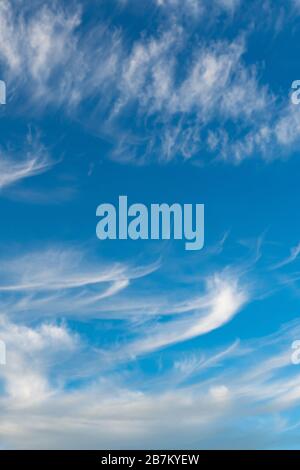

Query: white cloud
[0,0,123,112]
[167,40,268,120]
[156,0,204,18]
[217,0,240,12]
[0,1,278,164]
[0,238,298,449]
[2,1,299,165]
[0,1,81,102]
[156,0,240,17]
[125,275,248,356]
[270,242,300,270]
[0,316,77,405]
[210,385,230,401]
[0,133,53,190]
[110,32,274,163]
[0,318,300,449]
[0,245,160,321]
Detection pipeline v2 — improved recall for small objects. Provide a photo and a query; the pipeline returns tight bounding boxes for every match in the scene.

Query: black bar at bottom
[0,450,296,465]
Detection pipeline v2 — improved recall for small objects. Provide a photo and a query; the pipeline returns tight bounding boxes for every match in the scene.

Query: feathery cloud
[0,132,53,190]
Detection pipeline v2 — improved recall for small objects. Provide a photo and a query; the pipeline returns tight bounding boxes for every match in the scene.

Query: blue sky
[1,0,300,450]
